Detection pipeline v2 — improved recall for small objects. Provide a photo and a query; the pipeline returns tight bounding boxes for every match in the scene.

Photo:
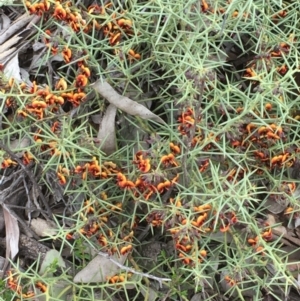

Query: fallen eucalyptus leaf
[0,0,15,7]
[39,249,66,275]
[0,13,35,44]
[30,218,57,237]
[3,204,19,260]
[97,104,117,155]
[74,253,127,283]
[0,13,11,30]
[140,285,158,301]
[91,80,166,124]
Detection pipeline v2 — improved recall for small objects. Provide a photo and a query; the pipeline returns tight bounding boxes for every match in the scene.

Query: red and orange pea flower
[6,269,48,297]
[134,178,156,200]
[57,165,69,185]
[51,45,59,55]
[133,151,151,173]
[128,49,141,61]
[224,275,237,287]
[178,108,195,134]
[161,153,179,167]
[284,207,294,215]
[178,249,207,265]
[116,172,135,189]
[83,200,95,215]
[87,4,103,14]
[1,158,17,169]
[97,234,108,246]
[175,243,192,252]
[157,179,171,193]
[170,197,182,208]
[191,213,207,227]
[169,142,181,154]
[201,0,209,12]
[107,272,132,284]
[80,65,91,77]
[277,64,288,75]
[109,32,121,46]
[194,204,212,212]
[244,67,257,78]
[6,270,22,295]
[75,74,88,89]
[219,212,237,233]
[81,221,100,237]
[247,236,259,246]
[53,3,67,20]
[35,281,48,293]
[198,158,209,172]
[280,181,296,194]
[117,18,133,28]
[62,46,72,63]
[120,244,132,255]
[255,246,265,255]
[22,151,34,165]
[26,1,48,15]
[261,227,272,241]
[55,78,68,91]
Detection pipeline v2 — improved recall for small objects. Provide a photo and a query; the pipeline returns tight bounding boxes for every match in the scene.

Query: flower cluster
[248,224,273,255]
[6,270,47,299]
[25,0,140,62]
[66,197,133,256]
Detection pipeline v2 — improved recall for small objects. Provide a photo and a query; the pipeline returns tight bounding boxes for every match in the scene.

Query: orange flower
[128,49,141,61]
[53,4,67,20]
[194,204,211,212]
[36,2,47,15]
[75,74,88,88]
[248,236,259,246]
[80,65,91,77]
[29,81,38,94]
[6,270,22,294]
[161,153,178,167]
[120,244,132,255]
[261,228,272,241]
[87,4,103,14]
[117,172,135,189]
[22,152,34,165]
[178,252,191,265]
[170,142,181,154]
[201,0,209,12]
[284,207,294,215]
[37,86,51,99]
[31,99,47,109]
[157,180,171,193]
[266,132,280,140]
[277,64,288,75]
[133,152,151,172]
[117,18,132,28]
[51,46,59,55]
[56,78,68,90]
[119,180,135,189]
[191,213,207,227]
[35,281,48,293]
[62,46,72,63]
[57,166,69,185]
[97,235,108,246]
[109,32,121,46]
[224,275,236,287]
[1,158,17,169]
[255,246,265,255]
[244,68,257,78]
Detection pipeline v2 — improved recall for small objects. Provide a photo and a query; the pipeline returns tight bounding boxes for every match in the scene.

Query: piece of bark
[0,233,50,262]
